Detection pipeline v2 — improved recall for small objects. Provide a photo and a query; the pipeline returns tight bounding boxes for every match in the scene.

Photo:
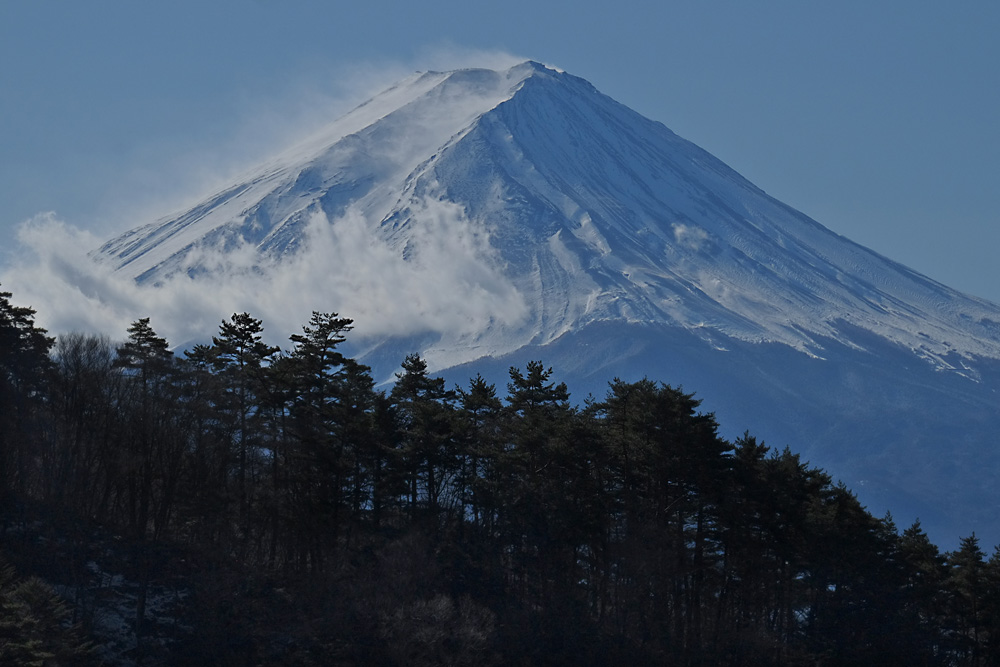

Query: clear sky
[2,1,999,302]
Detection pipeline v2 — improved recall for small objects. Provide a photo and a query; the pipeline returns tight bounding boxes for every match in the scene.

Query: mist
[0,50,534,359]
[1,200,529,361]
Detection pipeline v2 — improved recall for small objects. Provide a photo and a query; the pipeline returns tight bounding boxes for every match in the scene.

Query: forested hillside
[1,283,998,665]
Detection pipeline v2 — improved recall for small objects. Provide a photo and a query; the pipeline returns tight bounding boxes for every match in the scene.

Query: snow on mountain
[95,61,1000,547]
[97,61,1000,373]
[97,65,530,280]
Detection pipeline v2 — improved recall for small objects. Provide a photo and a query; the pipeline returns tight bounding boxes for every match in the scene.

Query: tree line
[2,283,1000,665]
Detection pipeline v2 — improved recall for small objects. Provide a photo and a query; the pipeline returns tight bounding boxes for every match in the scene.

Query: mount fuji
[96,61,1000,547]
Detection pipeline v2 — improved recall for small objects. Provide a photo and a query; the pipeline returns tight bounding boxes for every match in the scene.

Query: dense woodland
[2,283,1000,666]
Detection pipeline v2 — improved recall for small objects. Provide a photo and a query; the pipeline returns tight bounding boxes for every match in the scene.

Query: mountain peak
[90,62,1000,546]
[95,61,1000,368]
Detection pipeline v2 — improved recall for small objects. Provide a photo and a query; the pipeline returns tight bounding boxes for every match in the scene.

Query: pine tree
[284,311,365,570]
[500,362,580,629]
[0,559,94,665]
[456,374,504,534]
[898,520,948,660]
[114,318,186,650]
[948,534,988,664]
[982,545,1000,665]
[0,286,54,508]
[210,312,278,555]
[391,354,458,524]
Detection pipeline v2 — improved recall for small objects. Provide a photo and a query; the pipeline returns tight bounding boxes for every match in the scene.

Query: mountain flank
[96,61,1000,547]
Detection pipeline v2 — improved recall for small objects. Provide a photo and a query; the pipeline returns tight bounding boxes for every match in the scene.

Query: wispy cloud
[1,200,529,355]
[411,43,528,72]
[672,222,710,251]
[1,50,534,355]
[64,48,530,240]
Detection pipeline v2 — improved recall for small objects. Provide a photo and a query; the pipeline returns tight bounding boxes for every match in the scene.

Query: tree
[283,311,367,570]
[0,286,54,395]
[390,354,458,524]
[500,362,579,619]
[113,318,186,649]
[592,378,730,661]
[982,545,1000,665]
[0,558,94,665]
[456,374,504,534]
[116,318,172,376]
[210,312,278,554]
[0,286,54,508]
[112,318,179,541]
[46,333,118,514]
[898,520,948,661]
[948,534,988,665]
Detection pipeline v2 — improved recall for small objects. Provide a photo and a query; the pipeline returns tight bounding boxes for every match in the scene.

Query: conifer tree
[456,374,504,534]
[0,286,54,508]
[948,534,988,664]
[0,559,94,665]
[178,343,234,548]
[899,520,948,658]
[391,354,458,523]
[500,362,576,614]
[211,312,278,553]
[284,311,364,569]
[982,545,1000,664]
[114,318,186,649]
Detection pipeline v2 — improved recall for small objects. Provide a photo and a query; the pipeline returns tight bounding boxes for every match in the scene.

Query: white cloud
[412,43,528,73]
[0,50,534,356]
[1,201,528,355]
[672,222,710,251]
[75,49,529,243]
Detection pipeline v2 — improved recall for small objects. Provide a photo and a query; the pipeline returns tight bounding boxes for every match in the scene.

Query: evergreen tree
[982,546,1000,665]
[391,354,458,524]
[46,333,120,525]
[500,361,584,647]
[0,286,54,509]
[210,312,278,555]
[178,343,235,548]
[113,318,187,650]
[456,374,504,534]
[0,288,996,664]
[593,378,730,662]
[899,520,949,661]
[948,534,988,665]
[0,558,94,665]
[284,311,366,570]
[0,285,54,395]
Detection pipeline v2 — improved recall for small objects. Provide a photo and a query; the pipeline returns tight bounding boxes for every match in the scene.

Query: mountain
[96,61,1000,547]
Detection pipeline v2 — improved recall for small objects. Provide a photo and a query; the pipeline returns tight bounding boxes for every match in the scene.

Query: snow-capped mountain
[97,61,1000,547]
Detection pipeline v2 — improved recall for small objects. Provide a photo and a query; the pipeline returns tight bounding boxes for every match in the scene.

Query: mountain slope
[96,61,1000,546]
[400,65,1000,368]
[98,65,532,282]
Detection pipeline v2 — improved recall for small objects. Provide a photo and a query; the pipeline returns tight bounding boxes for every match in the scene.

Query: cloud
[3,214,138,336]
[0,49,535,361]
[672,222,710,251]
[1,200,529,357]
[77,48,530,241]
[249,200,529,343]
[412,43,528,73]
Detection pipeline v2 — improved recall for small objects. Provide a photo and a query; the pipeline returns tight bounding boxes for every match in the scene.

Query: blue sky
[2,1,999,303]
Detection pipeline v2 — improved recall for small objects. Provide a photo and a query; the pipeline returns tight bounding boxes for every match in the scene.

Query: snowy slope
[98,61,1000,374]
[97,65,533,282]
[403,65,1000,373]
[93,61,1000,547]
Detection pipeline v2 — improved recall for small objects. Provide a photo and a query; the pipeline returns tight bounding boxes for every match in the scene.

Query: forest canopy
[1,284,998,666]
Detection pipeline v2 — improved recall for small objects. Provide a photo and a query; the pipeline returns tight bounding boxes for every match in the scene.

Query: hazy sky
[2,1,999,303]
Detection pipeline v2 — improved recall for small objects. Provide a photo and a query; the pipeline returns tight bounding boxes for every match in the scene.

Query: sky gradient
[2,1,998,304]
